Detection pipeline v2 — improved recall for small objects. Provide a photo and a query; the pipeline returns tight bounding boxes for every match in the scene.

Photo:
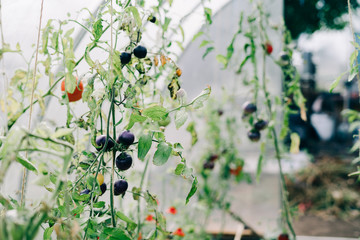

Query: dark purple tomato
[254,119,268,131]
[114,179,128,196]
[133,45,147,59]
[242,101,257,114]
[203,161,215,170]
[80,189,90,195]
[116,152,133,171]
[247,129,261,142]
[117,131,135,146]
[100,183,107,196]
[120,52,132,65]
[95,135,115,151]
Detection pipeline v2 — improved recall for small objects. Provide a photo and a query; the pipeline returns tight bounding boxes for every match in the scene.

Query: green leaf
[174,163,185,175]
[192,31,203,42]
[16,155,37,173]
[84,43,96,68]
[64,74,76,93]
[256,142,265,182]
[132,187,141,200]
[156,212,167,231]
[92,18,103,41]
[42,22,51,55]
[138,134,152,161]
[182,165,193,179]
[204,7,212,24]
[163,17,171,32]
[173,143,184,152]
[71,205,85,215]
[256,154,263,183]
[126,6,142,27]
[93,201,105,208]
[51,128,74,139]
[116,212,137,232]
[186,122,198,145]
[216,54,227,67]
[236,55,251,74]
[202,46,214,59]
[72,191,90,201]
[179,25,185,42]
[348,66,358,82]
[175,109,188,129]
[153,142,172,166]
[101,227,131,240]
[142,106,167,121]
[64,28,74,38]
[185,177,198,204]
[199,40,211,48]
[144,191,157,209]
[329,73,344,93]
[192,87,211,109]
[350,49,358,66]
[126,113,147,129]
[43,227,53,240]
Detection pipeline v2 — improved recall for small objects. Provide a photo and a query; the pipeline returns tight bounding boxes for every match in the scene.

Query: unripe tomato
[96,173,104,185]
[61,78,84,102]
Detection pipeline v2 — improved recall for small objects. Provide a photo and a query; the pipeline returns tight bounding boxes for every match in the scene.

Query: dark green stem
[137,152,151,237]
[110,87,117,227]
[261,52,296,239]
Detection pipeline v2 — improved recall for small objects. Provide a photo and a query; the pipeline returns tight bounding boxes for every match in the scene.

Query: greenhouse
[0,0,359,239]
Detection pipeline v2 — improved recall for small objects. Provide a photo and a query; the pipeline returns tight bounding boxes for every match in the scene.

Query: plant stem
[110,88,116,227]
[137,153,151,237]
[109,0,117,228]
[261,52,296,239]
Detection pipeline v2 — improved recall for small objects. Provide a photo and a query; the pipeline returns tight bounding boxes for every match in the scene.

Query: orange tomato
[61,78,84,102]
[230,166,243,176]
[175,68,182,77]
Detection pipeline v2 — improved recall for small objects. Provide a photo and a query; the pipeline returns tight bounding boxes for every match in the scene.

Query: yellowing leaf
[290,133,300,154]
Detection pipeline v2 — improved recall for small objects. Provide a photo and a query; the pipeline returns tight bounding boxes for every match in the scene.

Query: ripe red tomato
[145,214,154,222]
[278,233,289,240]
[265,42,273,55]
[61,78,84,102]
[173,228,185,237]
[167,206,177,215]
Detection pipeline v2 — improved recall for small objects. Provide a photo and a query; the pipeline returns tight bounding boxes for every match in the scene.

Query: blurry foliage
[285,0,360,39]
[286,155,360,219]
